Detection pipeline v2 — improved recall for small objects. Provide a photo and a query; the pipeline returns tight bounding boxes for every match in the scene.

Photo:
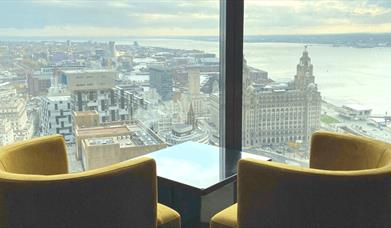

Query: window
[3,0,389,176]
[0,1,221,172]
[243,0,391,167]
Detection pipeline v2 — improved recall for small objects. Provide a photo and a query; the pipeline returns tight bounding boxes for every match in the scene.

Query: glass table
[142,141,270,228]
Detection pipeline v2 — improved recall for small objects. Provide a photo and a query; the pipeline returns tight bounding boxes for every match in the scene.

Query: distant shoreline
[1,33,391,48]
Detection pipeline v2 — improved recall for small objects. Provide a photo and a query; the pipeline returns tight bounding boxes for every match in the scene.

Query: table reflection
[143,141,269,190]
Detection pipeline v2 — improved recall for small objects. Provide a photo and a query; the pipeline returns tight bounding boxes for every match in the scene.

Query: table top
[142,141,270,193]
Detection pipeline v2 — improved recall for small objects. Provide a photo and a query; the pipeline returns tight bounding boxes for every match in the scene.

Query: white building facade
[242,47,321,147]
[41,96,73,142]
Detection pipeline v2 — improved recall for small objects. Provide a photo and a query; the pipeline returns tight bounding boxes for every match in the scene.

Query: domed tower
[294,45,315,90]
[243,58,252,90]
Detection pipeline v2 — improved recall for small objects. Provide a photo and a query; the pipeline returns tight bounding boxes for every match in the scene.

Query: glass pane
[0,1,220,172]
[243,0,391,167]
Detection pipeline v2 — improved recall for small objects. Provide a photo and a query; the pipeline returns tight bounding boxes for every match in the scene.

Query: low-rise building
[73,110,99,128]
[340,104,372,120]
[81,132,165,170]
[163,123,208,145]
[0,97,28,130]
[74,111,166,170]
[0,119,14,146]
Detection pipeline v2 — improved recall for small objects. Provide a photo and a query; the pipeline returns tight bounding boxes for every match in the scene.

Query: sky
[0,0,390,37]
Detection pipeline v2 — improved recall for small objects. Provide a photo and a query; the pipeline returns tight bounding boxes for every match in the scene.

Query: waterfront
[1,37,390,168]
[128,38,391,115]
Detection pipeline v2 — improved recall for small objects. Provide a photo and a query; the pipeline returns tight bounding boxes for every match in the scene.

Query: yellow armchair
[210,131,391,228]
[0,135,180,228]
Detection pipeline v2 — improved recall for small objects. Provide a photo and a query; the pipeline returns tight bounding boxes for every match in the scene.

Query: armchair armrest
[0,134,68,175]
[237,158,391,227]
[309,131,388,170]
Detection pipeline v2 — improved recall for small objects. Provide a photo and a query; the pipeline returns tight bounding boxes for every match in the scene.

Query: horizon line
[1,32,391,39]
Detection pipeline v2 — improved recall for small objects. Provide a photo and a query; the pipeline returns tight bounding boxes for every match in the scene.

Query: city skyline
[0,37,390,168]
[0,0,390,168]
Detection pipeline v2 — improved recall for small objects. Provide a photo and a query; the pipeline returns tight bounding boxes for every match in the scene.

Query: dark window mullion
[220,0,244,177]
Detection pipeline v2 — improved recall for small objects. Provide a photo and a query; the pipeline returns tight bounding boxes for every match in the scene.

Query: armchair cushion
[210,204,237,228]
[157,203,181,228]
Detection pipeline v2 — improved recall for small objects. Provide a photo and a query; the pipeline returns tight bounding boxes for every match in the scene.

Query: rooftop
[82,130,161,148]
[149,65,168,71]
[172,124,193,134]
[77,125,131,138]
[74,110,99,117]
[44,95,71,102]
[86,137,116,146]
[62,69,115,74]
[76,121,165,146]
[199,57,219,63]
[129,130,160,146]
[343,104,372,111]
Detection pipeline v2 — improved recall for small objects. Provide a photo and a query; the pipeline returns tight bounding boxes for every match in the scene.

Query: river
[124,38,391,115]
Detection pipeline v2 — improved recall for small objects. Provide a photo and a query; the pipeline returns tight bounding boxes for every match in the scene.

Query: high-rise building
[149,66,173,101]
[60,69,125,123]
[187,67,200,95]
[109,41,117,58]
[114,86,149,121]
[26,70,52,97]
[242,47,321,147]
[186,104,196,128]
[208,92,220,145]
[40,95,73,142]
[176,66,207,119]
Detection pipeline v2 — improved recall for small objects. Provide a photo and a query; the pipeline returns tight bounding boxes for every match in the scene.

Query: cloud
[0,25,218,37]
[0,0,390,37]
[0,0,219,36]
[244,0,391,35]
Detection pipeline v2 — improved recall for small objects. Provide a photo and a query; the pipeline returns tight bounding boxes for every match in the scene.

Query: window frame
[220,0,244,177]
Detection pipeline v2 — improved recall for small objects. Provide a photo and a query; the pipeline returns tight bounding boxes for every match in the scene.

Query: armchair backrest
[0,136,157,228]
[0,135,68,175]
[238,132,391,227]
[310,131,391,170]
